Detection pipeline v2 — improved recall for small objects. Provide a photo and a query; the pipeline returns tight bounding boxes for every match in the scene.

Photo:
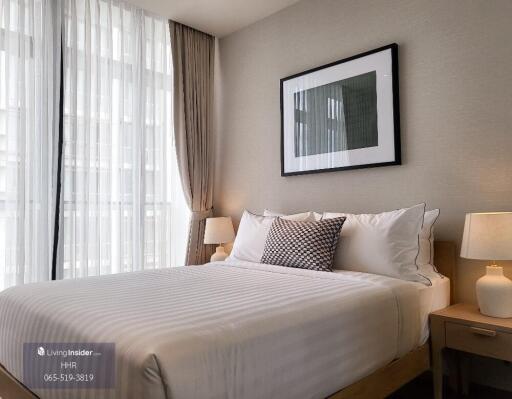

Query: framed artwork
[280,43,401,176]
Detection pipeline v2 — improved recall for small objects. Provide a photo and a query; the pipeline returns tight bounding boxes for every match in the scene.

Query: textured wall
[214,0,512,306]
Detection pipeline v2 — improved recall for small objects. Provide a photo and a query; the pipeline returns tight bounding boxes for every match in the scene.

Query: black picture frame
[280,43,401,177]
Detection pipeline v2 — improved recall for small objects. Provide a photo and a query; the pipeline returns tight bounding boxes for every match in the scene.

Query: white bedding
[329,265,450,345]
[0,260,447,399]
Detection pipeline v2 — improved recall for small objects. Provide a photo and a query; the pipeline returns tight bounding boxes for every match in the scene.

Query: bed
[0,241,455,399]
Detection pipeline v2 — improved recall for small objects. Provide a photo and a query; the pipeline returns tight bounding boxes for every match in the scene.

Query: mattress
[0,260,447,399]
[417,266,451,343]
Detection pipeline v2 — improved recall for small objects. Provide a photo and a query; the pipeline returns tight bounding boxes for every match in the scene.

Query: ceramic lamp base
[210,245,228,262]
[477,265,512,318]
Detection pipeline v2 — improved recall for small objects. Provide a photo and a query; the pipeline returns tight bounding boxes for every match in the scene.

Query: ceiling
[125,0,302,37]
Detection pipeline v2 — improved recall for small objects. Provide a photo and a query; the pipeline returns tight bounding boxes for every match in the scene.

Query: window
[60,1,188,279]
[0,0,188,290]
[0,0,58,290]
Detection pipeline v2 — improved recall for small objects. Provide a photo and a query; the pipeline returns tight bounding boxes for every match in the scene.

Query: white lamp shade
[461,212,512,260]
[204,217,235,245]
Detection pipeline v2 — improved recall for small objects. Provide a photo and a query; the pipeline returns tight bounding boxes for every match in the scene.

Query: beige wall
[214,0,512,305]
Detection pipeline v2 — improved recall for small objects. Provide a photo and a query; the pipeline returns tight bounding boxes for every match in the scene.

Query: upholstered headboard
[433,241,456,304]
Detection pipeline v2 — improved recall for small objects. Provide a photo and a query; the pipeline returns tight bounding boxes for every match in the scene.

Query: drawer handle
[470,327,496,337]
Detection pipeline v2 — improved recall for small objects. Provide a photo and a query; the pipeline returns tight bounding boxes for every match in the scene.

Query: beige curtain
[170,21,215,265]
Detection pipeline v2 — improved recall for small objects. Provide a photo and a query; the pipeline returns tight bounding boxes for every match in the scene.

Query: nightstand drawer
[445,322,512,361]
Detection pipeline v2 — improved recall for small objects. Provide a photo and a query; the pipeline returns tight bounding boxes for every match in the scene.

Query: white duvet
[0,260,426,399]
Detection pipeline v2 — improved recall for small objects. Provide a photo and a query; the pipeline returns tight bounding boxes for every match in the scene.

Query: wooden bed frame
[0,241,456,399]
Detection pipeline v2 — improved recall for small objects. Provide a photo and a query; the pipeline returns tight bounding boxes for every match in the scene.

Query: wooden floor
[388,372,511,399]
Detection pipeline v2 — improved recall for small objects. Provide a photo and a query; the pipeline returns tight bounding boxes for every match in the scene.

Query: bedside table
[430,303,512,399]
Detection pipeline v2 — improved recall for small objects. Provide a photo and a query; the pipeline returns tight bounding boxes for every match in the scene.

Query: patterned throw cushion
[261,217,346,272]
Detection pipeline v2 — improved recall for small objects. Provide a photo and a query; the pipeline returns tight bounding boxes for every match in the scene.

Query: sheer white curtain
[0,0,61,290]
[59,0,188,279]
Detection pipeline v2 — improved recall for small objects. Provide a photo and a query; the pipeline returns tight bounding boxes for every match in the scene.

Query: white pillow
[230,210,275,263]
[323,204,427,283]
[417,209,440,266]
[263,209,322,221]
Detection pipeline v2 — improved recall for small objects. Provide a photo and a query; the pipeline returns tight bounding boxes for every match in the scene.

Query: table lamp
[461,212,512,318]
[204,217,235,262]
